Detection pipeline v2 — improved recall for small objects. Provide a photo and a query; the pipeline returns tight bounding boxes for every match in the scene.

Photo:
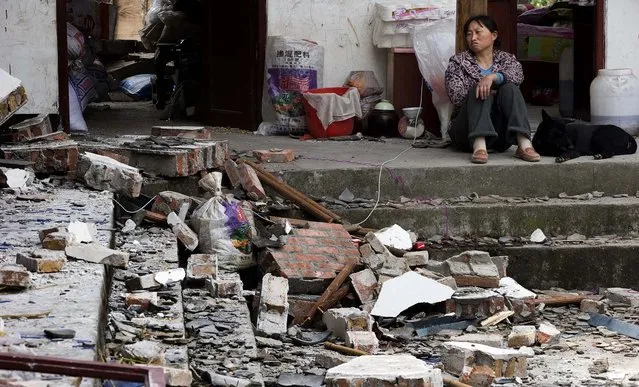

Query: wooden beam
[456,0,487,53]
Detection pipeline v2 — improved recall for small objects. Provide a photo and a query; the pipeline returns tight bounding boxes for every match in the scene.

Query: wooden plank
[456,0,487,53]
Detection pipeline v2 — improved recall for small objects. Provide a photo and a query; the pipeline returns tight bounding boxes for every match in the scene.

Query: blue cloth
[479,65,504,85]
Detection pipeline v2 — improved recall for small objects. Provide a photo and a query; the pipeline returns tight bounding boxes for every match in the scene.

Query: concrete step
[333,196,639,238]
[426,238,639,290]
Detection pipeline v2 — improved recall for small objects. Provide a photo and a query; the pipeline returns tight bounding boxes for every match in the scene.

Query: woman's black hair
[463,15,501,50]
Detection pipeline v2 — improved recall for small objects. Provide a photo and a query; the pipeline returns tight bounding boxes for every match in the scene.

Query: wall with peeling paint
[605,0,639,78]
[267,0,388,91]
[0,0,59,115]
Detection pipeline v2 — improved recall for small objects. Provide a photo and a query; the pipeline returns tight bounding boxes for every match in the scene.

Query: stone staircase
[271,147,639,291]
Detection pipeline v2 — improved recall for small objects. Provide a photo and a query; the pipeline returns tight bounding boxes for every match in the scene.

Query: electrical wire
[354,78,426,226]
[112,195,158,214]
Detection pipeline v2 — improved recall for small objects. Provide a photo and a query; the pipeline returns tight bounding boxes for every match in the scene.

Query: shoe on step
[515,147,540,162]
[471,149,488,164]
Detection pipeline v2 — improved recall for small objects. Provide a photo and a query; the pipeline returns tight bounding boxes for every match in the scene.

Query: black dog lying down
[532,109,637,163]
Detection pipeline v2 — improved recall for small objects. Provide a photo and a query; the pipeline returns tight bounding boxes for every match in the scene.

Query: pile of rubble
[1,124,638,386]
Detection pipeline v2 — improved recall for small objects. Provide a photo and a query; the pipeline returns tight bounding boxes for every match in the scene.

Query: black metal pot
[367,100,399,137]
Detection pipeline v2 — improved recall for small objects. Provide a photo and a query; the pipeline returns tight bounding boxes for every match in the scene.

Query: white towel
[303,87,363,130]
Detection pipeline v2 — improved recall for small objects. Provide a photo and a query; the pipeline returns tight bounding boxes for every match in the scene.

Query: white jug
[590,68,639,135]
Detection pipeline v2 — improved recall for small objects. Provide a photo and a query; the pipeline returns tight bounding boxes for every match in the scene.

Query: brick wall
[265,221,359,280]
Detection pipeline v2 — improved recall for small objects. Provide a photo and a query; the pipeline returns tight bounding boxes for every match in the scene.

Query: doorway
[58,0,267,136]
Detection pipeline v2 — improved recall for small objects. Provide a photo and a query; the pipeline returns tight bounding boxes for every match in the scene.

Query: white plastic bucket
[590,68,639,135]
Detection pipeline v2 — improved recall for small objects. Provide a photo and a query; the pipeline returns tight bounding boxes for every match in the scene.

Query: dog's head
[532,109,574,155]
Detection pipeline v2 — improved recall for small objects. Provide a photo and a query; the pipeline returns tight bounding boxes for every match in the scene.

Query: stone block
[446,287,505,319]
[65,243,129,268]
[151,125,212,140]
[446,251,500,288]
[581,299,606,314]
[536,321,560,344]
[450,334,504,348]
[224,159,242,188]
[167,212,198,251]
[0,264,32,289]
[459,365,496,387]
[345,331,379,354]
[256,274,289,336]
[507,326,536,348]
[186,254,218,286]
[403,251,429,267]
[76,152,142,197]
[437,276,458,290]
[125,292,158,311]
[16,250,66,273]
[349,269,378,304]
[364,232,388,254]
[152,191,195,215]
[237,163,267,200]
[324,355,443,387]
[323,308,373,340]
[442,341,531,379]
[42,231,72,250]
[252,149,295,163]
[605,287,639,307]
[126,273,161,291]
[509,298,537,323]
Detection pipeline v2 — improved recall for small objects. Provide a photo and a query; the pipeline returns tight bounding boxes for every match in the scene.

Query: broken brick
[252,149,295,163]
[536,321,560,344]
[403,251,429,267]
[237,163,267,200]
[459,365,496,387]
[446,287,505,319]
[349,269,378,304]
[345,331,379,354]
[0,264,32,289]
[507,326,536,348]
[38,227,66,243]
[76,152,142,198]
[151,125,212,140]
[16,250,66,273]
[161,366,193,386]
[324,355,442,387]
[126,274,161,291]
[1,140,78,174]
[43,231,72,250]
[581,299,606,314]
[224,159,242,189]
[256,274,289,336]
[443,341,531,379]
[167,212,198,251]
[28,131,69,143]
[152,191,196,215]
[323,308,373,340]
[125,292,158,311]
[446,251,501,288]
[206,273,243,298]
[186,254,218,286]
[2,114,52,143]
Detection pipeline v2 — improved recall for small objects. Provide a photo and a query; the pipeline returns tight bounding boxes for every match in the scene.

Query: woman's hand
[475,74,497,100]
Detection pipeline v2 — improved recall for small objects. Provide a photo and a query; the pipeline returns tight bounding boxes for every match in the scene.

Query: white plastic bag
[68,81,88,133]
[412,19,455,139]
[190,196,255,271]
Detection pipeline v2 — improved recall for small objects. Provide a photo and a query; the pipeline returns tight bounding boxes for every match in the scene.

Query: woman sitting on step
[445,15,540,164]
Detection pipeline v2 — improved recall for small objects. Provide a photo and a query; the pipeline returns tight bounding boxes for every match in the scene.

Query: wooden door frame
[456,0,606,68]
[57,0,70,132]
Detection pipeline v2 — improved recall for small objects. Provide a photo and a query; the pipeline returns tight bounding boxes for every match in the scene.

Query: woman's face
[466,21,497,53]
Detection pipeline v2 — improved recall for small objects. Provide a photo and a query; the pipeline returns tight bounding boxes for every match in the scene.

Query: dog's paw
[594,153,603,160]
[555,155,569,163]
